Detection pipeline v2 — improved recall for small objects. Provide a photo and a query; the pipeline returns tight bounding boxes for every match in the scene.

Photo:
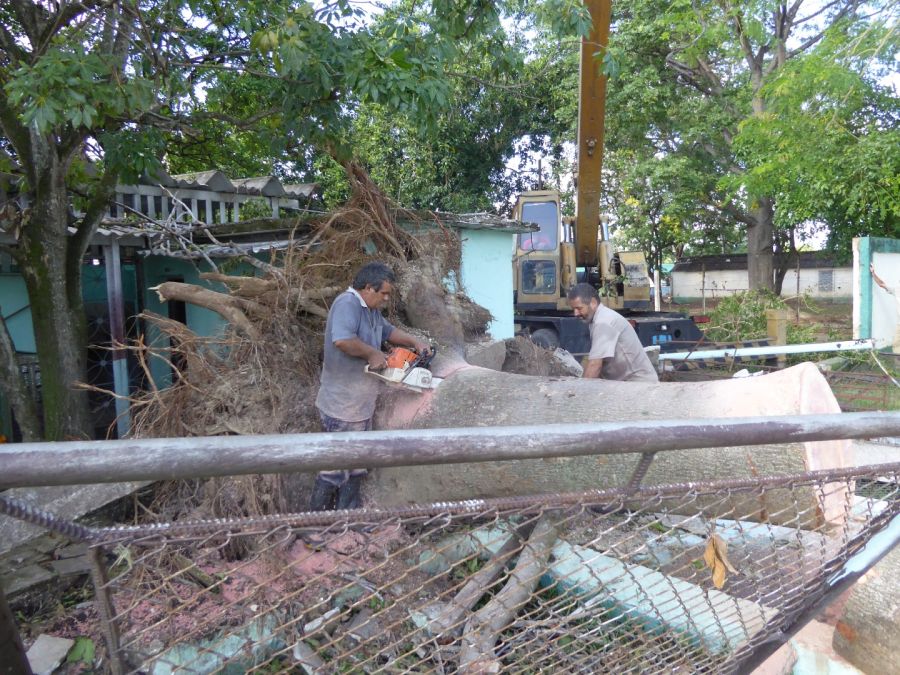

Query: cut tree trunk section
[372,362,853,528]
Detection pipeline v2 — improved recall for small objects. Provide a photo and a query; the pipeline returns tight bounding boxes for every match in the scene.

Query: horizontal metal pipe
[661,338,875,361]
[2,412,899,489]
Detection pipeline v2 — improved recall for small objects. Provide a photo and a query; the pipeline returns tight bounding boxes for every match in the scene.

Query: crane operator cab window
[518,200,559,295]
[518,201,559,252]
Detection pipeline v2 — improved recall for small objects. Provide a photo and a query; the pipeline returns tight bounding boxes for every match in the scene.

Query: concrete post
[103,241,131,438]
[767,308,790,367]
[653,268,661,312]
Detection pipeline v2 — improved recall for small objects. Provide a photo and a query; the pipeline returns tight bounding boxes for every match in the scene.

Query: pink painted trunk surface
[371,362,852,527]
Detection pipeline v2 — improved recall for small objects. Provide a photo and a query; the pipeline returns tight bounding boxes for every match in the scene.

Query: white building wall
[672,269,748,301]
[783,267,852,300]
[673,267,852,302]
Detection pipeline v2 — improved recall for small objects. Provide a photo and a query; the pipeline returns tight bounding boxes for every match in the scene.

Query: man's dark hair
[353,261,396,291]
[567,282,599,304]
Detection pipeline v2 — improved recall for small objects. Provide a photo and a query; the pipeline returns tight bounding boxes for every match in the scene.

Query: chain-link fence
[4,462,898,674]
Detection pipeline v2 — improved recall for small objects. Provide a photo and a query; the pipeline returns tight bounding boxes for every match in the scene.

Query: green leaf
[67,637,95,665]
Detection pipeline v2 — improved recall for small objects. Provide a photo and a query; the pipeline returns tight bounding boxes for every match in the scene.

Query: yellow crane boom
[574,0,612,268]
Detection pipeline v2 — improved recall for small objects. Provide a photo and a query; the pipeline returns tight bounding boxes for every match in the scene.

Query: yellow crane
[512,0,702,353]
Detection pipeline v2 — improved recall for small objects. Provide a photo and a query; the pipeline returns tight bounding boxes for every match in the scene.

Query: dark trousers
[310,412,371,511]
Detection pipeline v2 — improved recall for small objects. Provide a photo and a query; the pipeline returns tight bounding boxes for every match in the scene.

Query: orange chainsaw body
[385,347,419,370]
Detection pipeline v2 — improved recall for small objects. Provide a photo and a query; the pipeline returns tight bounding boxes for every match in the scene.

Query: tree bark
[833,545,900,674]
[17,134,93,440]
[747,196,775,291]
[773,226,797,297]
[371,361,853,528]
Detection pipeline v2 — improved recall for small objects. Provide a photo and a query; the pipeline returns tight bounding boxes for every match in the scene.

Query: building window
[818,269,834,292]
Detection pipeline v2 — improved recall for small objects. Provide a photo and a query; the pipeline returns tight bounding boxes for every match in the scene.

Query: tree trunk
[18,139,92,440]
[773,226,797,297]
[371,360,852,528]
[833,545,900,674]
[747,197,775,291]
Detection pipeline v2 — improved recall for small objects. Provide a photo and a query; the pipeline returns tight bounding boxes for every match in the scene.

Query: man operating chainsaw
[312,261,431,511]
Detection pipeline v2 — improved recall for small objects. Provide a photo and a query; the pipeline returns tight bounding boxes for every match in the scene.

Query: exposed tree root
[151,281,264,339]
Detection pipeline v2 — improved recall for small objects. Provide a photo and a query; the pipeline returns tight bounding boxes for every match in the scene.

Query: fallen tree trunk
[833,542,900,674]
[371,361,853,527]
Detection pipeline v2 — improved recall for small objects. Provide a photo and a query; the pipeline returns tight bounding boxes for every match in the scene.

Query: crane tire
[530,328,560,350]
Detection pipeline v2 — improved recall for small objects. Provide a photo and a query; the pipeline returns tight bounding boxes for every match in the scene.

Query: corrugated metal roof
[407,212,537,234]
[282,183,317,198]
[131,170,319,199]
[169,170,236,192]
[232,176,286,197]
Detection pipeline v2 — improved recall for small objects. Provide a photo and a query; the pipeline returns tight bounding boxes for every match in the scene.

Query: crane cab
[512,190,576,312]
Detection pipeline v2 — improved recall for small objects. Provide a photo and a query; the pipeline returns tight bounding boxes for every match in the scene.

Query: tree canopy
[597,0,899,287]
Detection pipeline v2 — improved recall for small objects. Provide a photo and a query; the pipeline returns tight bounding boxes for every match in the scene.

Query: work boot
[335,475,364,510]
[309,477,338,511]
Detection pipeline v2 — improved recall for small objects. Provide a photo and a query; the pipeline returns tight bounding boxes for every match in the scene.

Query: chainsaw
[365,345,441,393]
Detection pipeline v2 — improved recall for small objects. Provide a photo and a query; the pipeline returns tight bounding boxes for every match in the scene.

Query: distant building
[671,253,851,303]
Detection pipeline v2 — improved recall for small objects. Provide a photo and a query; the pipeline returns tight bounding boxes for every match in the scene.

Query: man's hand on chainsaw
[413,340,433,357]
[367,350,388,371]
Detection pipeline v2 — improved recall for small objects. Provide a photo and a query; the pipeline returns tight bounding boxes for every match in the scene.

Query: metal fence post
[0,584,32,675]
[88,546,124,675]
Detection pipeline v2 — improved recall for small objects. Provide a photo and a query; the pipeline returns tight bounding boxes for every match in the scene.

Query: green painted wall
[459,228,516,339]
[141,256,232,386]
[0,274,35,353]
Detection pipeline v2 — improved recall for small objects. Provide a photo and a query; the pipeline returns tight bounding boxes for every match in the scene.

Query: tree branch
[9,0,44,48]
[458,515,559,673]
[789,0,863,58]
[36,0,109,58]
[721,201,756,228]
[150,281,262,340]
[420,522,537,637]
[0,22,28,63]
[0,96,33,179]
[794,0,842,27]
[730,7,763,86]
[72,169,119,262]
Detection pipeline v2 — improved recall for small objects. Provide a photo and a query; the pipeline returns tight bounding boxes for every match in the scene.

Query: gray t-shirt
[315,289,395,422]
[588,304,658,382]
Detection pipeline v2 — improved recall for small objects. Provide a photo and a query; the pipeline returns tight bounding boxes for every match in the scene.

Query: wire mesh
[36,463,894,674]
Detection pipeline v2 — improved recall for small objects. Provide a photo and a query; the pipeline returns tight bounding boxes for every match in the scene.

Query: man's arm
[334,338,387,370]
[582,358,604,379]
[386,328,432,356]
